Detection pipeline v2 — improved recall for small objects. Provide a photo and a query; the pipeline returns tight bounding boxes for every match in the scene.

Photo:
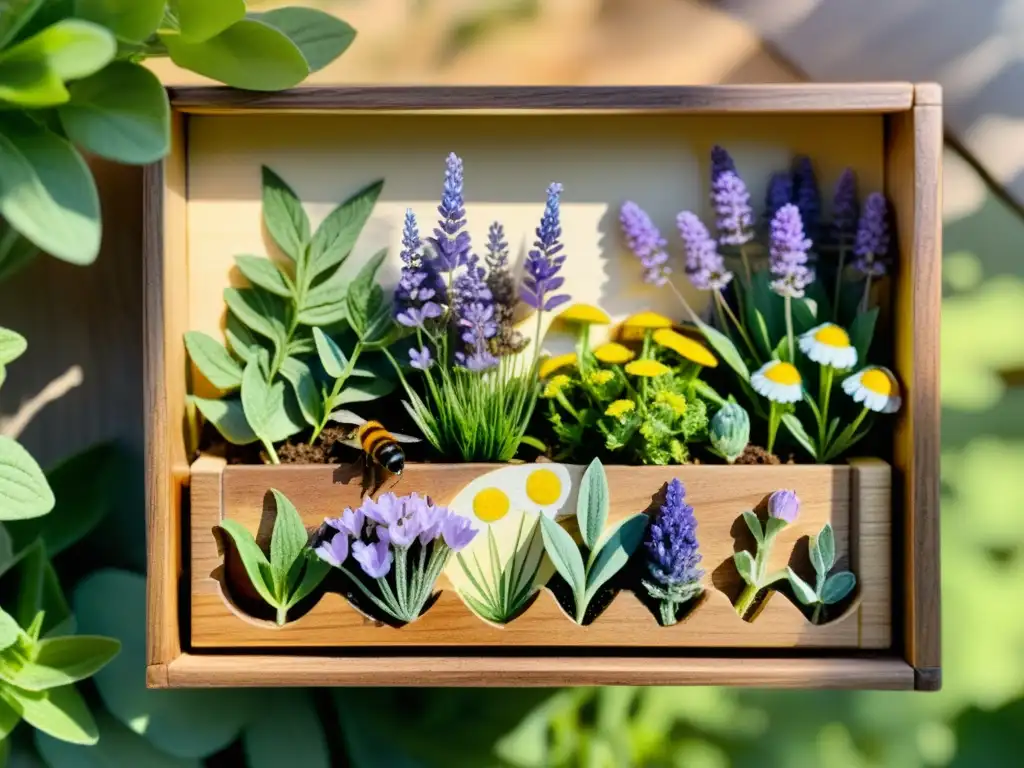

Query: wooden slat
[162,653,915,689]
[169,84,915,114]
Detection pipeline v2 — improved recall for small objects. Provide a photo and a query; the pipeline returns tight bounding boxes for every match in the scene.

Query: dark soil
[276,426,352,464]
[735,444,787,465]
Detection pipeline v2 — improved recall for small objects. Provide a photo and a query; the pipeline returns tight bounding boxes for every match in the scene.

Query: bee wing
[329,409,366,427]
[390,431,422,444]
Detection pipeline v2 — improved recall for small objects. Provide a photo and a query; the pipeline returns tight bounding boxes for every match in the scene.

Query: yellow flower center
[542,374,571,398]
[813,324,851,348]
[625,359,671,377]
[653,328,718,367]
[588,370,614,386]
[473,488,510,523]
[605,399,636,418]
[526,469,562,506]
[594,343,635,364]
[539,353,577,379]
[656,391,688,416]
[861,368,894,396]
[764,362,802,385]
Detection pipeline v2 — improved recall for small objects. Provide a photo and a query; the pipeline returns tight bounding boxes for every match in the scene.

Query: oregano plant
[786,522,857,623]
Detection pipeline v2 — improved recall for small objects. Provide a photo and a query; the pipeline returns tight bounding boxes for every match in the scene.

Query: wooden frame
[144,84,941,690]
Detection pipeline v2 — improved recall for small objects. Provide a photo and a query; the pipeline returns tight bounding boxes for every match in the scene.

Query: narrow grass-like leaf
[583,513,646,607]
[576,458,608,552]
[698,320,750,381]
[218,519,276,608]
[849,307,879,366]
[781,413,818,461]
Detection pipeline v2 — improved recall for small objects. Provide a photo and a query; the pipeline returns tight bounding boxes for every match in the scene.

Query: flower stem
[275,604,288,626]
[735,583,759,619]
[833,242,847,322]
[716,291,758,359]
[738,243,752,286]
[784,296,795,362]
[766,402,781,454]
[860,272,873,314]
[659,600,678,627]
[811,603,823,625]
[818,364,834,447]
[311,341,364,442]
[263,439,280,465]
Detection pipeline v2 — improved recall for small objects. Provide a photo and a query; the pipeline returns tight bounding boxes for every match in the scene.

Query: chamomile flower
[605,400,636,418]
[751,360,803,404]
[798,323,857,370]
[842,366,901,413]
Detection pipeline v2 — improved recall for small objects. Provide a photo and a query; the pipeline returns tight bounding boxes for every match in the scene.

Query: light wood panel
[189,460,891,650]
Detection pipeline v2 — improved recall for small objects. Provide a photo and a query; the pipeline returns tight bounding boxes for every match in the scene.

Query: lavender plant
[642,479,704,626]
[733,490,800,619]
[786,522,857,624]
[312,492,477,623]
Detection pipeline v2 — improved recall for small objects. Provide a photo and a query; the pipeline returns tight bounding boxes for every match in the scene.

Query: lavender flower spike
[853,192,890,277]
[768,203,814,298]
[712,170,754,247]
[832,169,859,241]
[710,145,737,182]
[485,221,528,355]
[643,478,704,626]
[765,172,794,223]
[456,301,499,372]
[428,152,472,271]
[793,156,821,240]
[675,211,733,291]
[521,182,569,312]
[620,201,671,286]
[394,208,446,324]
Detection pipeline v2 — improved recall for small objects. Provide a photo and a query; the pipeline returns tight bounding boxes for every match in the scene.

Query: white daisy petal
[751,361,803,404]
[842,366,901,414]
[799,323,858,370]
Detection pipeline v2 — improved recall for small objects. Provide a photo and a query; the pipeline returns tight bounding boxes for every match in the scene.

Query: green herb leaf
[252,7,357,73]
[781,413,818,461]
[6,684,97,745]
[225,312,263,365]
[218,519,276,608]
[576,458,608,552]
[58,61,169,165]
[312,327,347,379]
[74,0,164,43]
[698,320,750,381]
[0,434,54,520]
[538,516,585,612]
[0,0,45,49]
[193,396,257,445]
[815,523,836,575]
[0,697,18,744]
[184,331,243,391]
[733,550,756,585]
[345,249,388,337]
[234,254,292,298]
[0,327,27,366]
[241,359,284,447]
[223,287,287,349]
[174,0,245,43]
[331,378,395,408]
[742,510,763,545]
[307,180,383,279]
[279,356,323,428]
[786,567,818,606]
[0,114,100,265]
[284,552,330,610]
[258,166,308,261]
[821,571,856,605]
[7,635,120,691]
[790,297,818,335]
[848,307,879,366]
[298,267,349,326]
[163,19,309,93]
[583,513,646,607]
[268,489,308,599]
[0,606,20,650]
[0,540,73,636]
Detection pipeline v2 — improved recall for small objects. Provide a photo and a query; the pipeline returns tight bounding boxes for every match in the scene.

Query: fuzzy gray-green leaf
[252,6,356,73]
[218,519,276,608]
[584,513,645,607]
[816,523,836,573]
[539,515,585,608]
[279,356,323,428]
[285,552,331,610]
[193,396,257,445]
[312,327,347,379]
[259,165,309,262]
[332,378,395,408]
[223,287,287,348]
[307,179,383,279]
[576,458,608,552]
[733,550,756,585]
[269,489,308,598]
[234,255,292,298]
[786,567,818,606]
[821,571,856,605]
[0,435,55,520]
[345,249,387,337]
[184,331,243,391]
[742,510,763,546]
[241,359,281,445]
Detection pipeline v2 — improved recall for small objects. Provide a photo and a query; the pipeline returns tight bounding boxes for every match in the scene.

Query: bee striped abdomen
[358,421,406,474]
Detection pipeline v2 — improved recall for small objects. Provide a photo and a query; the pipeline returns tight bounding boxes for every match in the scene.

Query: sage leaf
[0,327,27,365]
[698,320,750,381]
[345,249,388,337]
[742,510,763,545]
[6,635,120,692]
[307,180,383,279]
[218,519,276,608]
[821,571,856,605]
[269,489,308,598]
[225,312,263,365]
[539,515,585,609]
[583,513,646,606]
[733,550,756,585]
[241,359,287,447]
[258,164,309,261]
[253,7,357,73]
[849,307,879,366]
[786,567,818,606]
[279,356,323,428]
[75,0,164,43]
[781,413,818,460]
[0,435,55,520]
[6,684,97,745]
[312,327,347,378]
[175,0,245,43]
[299,267,349,326]
[814,523,836,575]
[284,552,330,610]
[331,378,395,408]
[224,287,287,348]
[0,607,20,651]
[193,396,257,445]
[242,689,329,768]
[184,331,243,391]
[234,254,292,297]
[576,458,608,552]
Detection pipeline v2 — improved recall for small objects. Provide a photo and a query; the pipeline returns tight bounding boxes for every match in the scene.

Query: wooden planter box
[144,84,941,690]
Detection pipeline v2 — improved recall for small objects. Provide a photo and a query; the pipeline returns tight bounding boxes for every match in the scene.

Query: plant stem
[263,439,280,465]
[860,273,873,314]
[833,242,847,322]
[395,547,409,618]
[715,291,758,359]
[818,364,834,448]
[811,603,823,625]
[735,583,758,618]
[275,605,288,626]
[766,402,780,454]
[665,279,702,326]
[311,341,364,441]
[784,296,795,362]
[738,243,752,286]
[659,600,678,627]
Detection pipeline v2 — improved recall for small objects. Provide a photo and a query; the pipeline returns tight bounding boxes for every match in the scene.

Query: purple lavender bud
[352,538,392,579]
[645,479,704,588]
[485,221,509,271]
[793,156,821,239]
[409,345,433,371]
[417,503,449,546]
[387,510,422,549]
[767,489,800,525]
[325,506,365,540]
[619,201,672,286]
[765,172,794,223]
[362,493,403,526]
[853,192,890,277]
[427,152,472,271]
[399,208,420,267]
[768,204,814,298]
[710,145,737,182]
[396,301,442,329]
[832,169,858,240]
[521,183,570,311]
[441,513,477,551]
[394,208,448,323]
[675,211,733,292]
[314,531,349,568]
[712,170,754,247]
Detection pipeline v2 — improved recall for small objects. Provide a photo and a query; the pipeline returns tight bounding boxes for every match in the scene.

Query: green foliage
[787,522,857,623]
[732,511,792,619]
[0,0,357,272]
[457,514,543,624]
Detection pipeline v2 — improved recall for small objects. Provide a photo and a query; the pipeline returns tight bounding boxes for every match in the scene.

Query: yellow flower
[588,370,614,386]
[625,359,671,377]
[750,360,803,403]
[622,311,673,330]
[542,374,572,398]
[593,342,635,364]
[653,328,718,368]
[656,391,688,416]
[539,352,577,379]
[605,399,636,418]
[558,304,611,325]
[842,366,902,413]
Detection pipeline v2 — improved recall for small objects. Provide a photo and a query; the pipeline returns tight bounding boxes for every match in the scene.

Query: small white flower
[751,360,803,404]
[798,323,857,370]
[842,366,901,413]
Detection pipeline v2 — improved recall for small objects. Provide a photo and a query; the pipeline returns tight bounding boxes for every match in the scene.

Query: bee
[331,410,421,493]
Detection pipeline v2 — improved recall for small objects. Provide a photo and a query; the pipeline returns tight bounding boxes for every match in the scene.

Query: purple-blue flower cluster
[832,168,858,241]
[521,183,570,312]
[643,479,704,625]
[712,171,754,247]
[485,221,528,355]
[768,203,814,298]
[619,201,671,286]
[427,152,472,271]
[711,144,737,181]
[394,208,445,329]
[676,211,733,291]
[853,192,890,277]
[793,156,821,240]
[765,172,794,223]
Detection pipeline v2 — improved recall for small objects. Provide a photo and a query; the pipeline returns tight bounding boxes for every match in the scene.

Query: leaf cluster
[457,513,544,624]
[0,0,357,276]
[539,459,647,623]
[786,523,857,622]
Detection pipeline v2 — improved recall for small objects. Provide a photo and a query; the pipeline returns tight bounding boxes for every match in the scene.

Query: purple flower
[455,301,499,372]
[417,503,450,546]
[362,493,403,526]
[765,172,794,223]
[314,531,349,568]
[619,201,671,286]
[409,345,433,371]
[675,211,733,291]
[768,204,814,298]
[441,513,477,551]
[645,479,704,588]
[352,538,393,579]
[710,145,737,182]
[832,169,858,241]
[399,207,420,267]
[388,512,422,548]
[853,192,890,277]
[767,489,800,525]
[396,301,442,329]
[521,183,569,312]
[485,221,528,355]
[326,506,365,539]
[427,153,472,271]
[394,209,447,323]
[793,157,821,240]
[712,170,754,247]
